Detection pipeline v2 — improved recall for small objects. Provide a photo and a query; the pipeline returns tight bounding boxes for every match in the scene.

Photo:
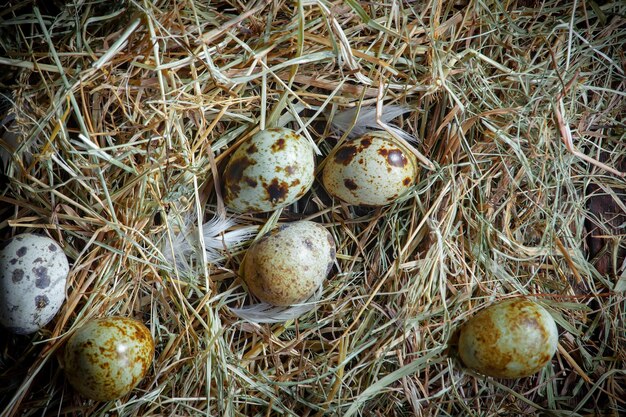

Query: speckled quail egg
[0,233,69,335]
[223,127,316,213]
[63,316,154,401]
[458,299,558,378]
[242,220,336,306]
[322,131,418,207]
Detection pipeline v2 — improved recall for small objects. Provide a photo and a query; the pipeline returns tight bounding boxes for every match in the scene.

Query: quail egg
[322,131,418,206]
[458,299,558,378]
[242,220,336,306]
[63,316,154,401]
[223,127,316,213]
[0,233,69,334]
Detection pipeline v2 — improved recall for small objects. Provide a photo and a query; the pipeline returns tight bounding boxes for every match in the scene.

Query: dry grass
[1,0,625,416]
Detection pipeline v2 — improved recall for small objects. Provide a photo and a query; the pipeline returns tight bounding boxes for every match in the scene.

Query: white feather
[163,213,256,275]
[201,216,256,264]
[162,212,196,275]
[229,286,323,323]
[330,105,417,142]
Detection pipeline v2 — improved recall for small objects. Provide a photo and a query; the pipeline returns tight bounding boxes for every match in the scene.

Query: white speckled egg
[242,221,336,306]
[0,233,69,334]
[322,131,418,207]
[458,299,559,378]
[223,127,316,213]
[63,316,154,401]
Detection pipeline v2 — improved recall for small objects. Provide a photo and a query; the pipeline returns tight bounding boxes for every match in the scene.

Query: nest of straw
[1,0,625,416]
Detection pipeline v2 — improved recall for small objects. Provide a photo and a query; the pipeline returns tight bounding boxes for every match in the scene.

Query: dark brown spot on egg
[244,176,258,188]
[334,145,358,165]
[285,165,296,176]
[388,150,408,167]
[290,179,301,187]
[378,148,408,168]
[344,179,358,190]
[10,258,17,265]
[12,269,24,283]
[264,178,289,203]
[403,177,411,186]
[33,266,50,289]
[303,238,313,250]
[16,247,27,257]
[48,243,57,252]
[224,156,256,197]
[271,138,286,152]
[246,143,258,154]
[35,295,49,309]
[360,137,372,148]
[34,257,43,263]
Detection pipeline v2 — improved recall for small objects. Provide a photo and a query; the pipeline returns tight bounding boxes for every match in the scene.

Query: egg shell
[458,299,558,378]
[322,132,418,207]
[223,127,316,213]
[63,316,154,401]
[0,233,69,334]
[242,221,336,306]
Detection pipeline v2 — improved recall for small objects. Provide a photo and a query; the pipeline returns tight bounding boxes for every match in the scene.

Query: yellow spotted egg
[458,299,558,378]
[63,316,154,401]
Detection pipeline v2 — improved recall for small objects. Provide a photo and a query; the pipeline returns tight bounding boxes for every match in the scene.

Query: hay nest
[1,0,625,416]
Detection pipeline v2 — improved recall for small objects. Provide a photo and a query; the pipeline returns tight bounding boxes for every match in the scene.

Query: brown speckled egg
[242,221,336,306]
[63,317,154,401]
[0,233,69,334]
[458,299,558,378]
[322,131,418,207]
[223,127,315,213]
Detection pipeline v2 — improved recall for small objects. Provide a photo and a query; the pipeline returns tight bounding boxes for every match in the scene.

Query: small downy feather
[162,212,196,274]
[330,105,417,142]
[163,213,256,276]
[229,286,323,323]
[201,216,257,264]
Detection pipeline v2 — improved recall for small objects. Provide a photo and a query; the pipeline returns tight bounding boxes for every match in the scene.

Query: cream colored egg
[242,221,336,306]
[223,128,315,213]
[63,317,154,401]
[322,131,418,207]
[458,299,558,378]
[0,233,69,334]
